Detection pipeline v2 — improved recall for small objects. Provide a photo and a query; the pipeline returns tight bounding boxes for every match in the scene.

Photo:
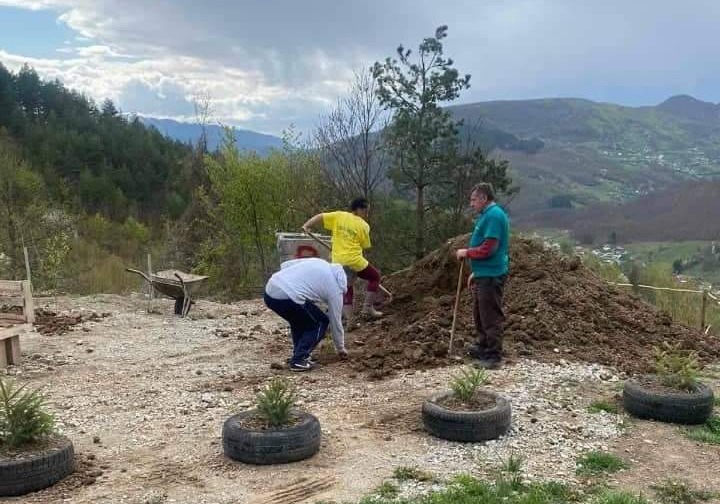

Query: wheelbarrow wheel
[174,297,185,315]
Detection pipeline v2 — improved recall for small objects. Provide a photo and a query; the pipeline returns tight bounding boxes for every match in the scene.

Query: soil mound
[349,236,719,378]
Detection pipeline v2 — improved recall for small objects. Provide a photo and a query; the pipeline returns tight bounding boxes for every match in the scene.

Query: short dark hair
[471,183,495,201]
[350,197,369,211]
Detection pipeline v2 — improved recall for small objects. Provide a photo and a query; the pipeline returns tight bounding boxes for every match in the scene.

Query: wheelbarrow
[126,268,208,317]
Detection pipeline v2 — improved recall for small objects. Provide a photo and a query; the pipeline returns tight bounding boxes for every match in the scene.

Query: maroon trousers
[343,264,381,306]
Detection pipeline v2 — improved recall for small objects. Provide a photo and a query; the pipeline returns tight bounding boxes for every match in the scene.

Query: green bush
[450,367,489,403]
[0,378,55,448]
[653,342,700,391]
[255,377,296,427]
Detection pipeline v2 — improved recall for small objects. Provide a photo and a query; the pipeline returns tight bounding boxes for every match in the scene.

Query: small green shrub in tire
[222,377,321,465]
[222,409,321,465]
[0,378,75,496]
[423,390,512,442]
[0,436,75,496]
[623,377,714,425]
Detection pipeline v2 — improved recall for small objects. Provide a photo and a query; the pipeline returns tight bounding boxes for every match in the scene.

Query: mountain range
[448,94,720,216]
[137,117,284,155]
[140,94,720,225]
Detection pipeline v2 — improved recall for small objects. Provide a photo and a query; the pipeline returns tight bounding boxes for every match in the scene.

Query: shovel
[448,260,465,357]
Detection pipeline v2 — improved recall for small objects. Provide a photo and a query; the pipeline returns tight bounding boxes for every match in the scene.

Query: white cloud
[2,0,720,134]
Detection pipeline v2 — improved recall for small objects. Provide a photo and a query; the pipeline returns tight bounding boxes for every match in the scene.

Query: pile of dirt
[34,309,108,336]
[349,236,720,378]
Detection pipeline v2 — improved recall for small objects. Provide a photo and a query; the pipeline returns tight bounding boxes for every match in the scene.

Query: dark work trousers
[263,293,329,364]
[470,275,507,360]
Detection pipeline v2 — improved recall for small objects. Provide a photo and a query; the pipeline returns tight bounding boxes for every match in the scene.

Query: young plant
[653,342,700,391]
[255,377,296,427]
[0,378,55,448]
[499,452,525,490]
[450,367,489,403]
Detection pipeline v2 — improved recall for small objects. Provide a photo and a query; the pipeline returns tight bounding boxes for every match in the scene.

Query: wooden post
[23,247,32,288]
[700,289,708,331]
[147,254,154,300]
[22,280,35,324]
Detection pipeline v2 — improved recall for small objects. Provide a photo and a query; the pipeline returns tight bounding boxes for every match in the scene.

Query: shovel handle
[303,228,394,301]
[303,229,331,250]
[448,260,465,356]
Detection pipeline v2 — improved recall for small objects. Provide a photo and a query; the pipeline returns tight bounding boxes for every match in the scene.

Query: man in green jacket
[455,183,510,369]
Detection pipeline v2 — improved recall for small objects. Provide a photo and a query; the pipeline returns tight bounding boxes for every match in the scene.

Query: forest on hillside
[0,27,515,297]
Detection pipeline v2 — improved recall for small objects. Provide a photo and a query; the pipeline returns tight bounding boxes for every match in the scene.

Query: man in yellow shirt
[302,198,383,322]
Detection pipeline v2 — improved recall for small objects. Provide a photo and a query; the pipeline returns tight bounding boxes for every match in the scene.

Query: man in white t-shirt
[264,258,348,371]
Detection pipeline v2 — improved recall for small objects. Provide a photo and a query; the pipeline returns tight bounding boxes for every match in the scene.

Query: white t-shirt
[265,258,347,352]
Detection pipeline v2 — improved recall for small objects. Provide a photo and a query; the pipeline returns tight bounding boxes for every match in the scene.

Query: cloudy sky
[1,0,719,135]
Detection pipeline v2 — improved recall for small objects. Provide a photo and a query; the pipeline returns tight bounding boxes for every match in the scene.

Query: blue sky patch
[0,6,79,58]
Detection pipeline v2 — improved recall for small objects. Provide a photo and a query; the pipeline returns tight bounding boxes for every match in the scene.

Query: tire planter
[422,390,512,442]
[623,377,714,425]
[0,436,75,497]
[222,409,321,465]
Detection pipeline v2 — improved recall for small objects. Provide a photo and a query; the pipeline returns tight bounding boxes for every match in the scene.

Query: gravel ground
[0,294,715,504]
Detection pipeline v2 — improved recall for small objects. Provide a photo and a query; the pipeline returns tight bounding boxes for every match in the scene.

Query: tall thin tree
[316,70,389,202]
[372,26,470,258]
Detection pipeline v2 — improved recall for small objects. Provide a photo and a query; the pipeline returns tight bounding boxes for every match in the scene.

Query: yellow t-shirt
[322,211,371,272]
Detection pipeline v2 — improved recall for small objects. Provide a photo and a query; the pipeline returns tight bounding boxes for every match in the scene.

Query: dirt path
[2,294,718,504]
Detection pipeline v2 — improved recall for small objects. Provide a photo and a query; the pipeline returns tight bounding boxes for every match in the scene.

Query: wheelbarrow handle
[126,268,152,283]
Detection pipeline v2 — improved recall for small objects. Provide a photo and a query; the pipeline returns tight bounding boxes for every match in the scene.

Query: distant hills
[138,117,284,155]
[448,95,720,217]
[138,95,720,233]
[515,180,720,243]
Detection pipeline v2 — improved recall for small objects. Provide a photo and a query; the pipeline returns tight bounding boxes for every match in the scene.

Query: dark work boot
[473,357,502,370]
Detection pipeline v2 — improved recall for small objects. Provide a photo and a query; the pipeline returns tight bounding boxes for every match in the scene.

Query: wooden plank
[0,280,22,292]
[0,296,23,306]
[0,324,30,340]
[5,336,20,365]
[0,343,7,367]
[0,313,25,323]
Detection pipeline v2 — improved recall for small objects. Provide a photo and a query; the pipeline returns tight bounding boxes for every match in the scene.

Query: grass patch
[393,466,434,482]
[373,481,399,499]
[683,415,720,445]
[714,396,720,407]
[588,399,619,414]
[592,489,650,504]
[651,479,716,504]
[354,474,655,504]
[576,451,628,476]
[361,474,582,504]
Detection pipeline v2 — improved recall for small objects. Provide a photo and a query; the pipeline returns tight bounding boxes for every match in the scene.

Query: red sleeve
[467,238,498,259]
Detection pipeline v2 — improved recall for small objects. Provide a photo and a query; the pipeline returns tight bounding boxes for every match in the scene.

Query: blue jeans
[263,293,329,364]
